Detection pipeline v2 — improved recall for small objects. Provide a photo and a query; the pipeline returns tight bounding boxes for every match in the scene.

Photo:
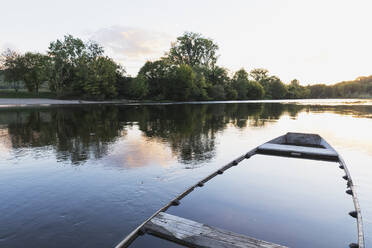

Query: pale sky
[1,0,371,85]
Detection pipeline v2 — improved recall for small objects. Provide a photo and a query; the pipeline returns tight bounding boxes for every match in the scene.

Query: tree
[250,68,269,82]
[266,76,288,99]
[48,35,105,96]
[138,59,174,99]
[1,49,25,92]
[208,85,225,100]
[286,79,310,99]
[115,73,133,98]
[249,68,287,99]
[232,69,249,99]
[199,65,229,86]
[190,72,209,100]
[22,52,51,94]
[166,64,196,100]
[128,75,149,99]
[168,32,219,69]
[246,81,264,99]
[224,85,238,100]
[232,68,264,99]
[79,56,118,99]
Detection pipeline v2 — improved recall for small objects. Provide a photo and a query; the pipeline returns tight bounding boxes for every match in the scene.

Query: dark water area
[0,100,371,247]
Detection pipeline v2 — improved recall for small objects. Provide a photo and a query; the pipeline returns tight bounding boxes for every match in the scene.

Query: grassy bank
[0,89,56,99]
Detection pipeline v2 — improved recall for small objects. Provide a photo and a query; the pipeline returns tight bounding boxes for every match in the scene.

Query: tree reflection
[4,102,369,166]
[5,106,123,164]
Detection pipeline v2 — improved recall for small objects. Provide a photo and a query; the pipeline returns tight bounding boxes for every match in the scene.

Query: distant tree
[266,76,287,99]
[191,72,209,100]
[166,64,196,100]
[232,69,249,99]
[224,85,238,100]
[249,68,288,99]
[79,56,118,99]
[286,79,310,99]
[138,59,174,99]
[168,32,219,69]
[1,49,25,92]
[115,73,133,98]
[246,81,264,99]
[308,84,330,98]
[233,68,249,82]
[204,66,230,85]
[250,68,269,82]
[208,85,225,100]
[22,52,51,94]
[232,68,264,99]
[128,74,149,99]
[48,35,105,96]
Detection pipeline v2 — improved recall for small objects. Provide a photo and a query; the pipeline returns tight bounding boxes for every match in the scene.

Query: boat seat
[257,143,339,161]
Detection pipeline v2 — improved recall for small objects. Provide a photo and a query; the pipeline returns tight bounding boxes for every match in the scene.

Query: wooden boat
[115,132,364,248]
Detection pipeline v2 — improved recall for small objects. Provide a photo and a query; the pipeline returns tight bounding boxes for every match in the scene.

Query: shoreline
[0,98,135,107]
[0,98,371,108]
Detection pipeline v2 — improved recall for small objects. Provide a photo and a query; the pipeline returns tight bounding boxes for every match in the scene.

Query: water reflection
[1,103,372,166]
[3,106,123,164]
[1,101,372,248]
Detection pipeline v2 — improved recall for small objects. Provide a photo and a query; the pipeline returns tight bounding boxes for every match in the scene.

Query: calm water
[0,100,371,248]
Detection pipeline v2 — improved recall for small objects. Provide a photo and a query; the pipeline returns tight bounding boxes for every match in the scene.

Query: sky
[1,0,371,85]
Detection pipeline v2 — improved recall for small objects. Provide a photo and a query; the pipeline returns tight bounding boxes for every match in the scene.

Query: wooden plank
[257,143,338,160]
[285,132,322,146]
[144,212,287,248]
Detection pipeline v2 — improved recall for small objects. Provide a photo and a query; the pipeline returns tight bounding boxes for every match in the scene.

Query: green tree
[168,32,219,69]
[166,64,196,100]
[200,65,229,85]
[286,79,310,99]
[115,74,133,98]
[232,69,249,99]
[249,68,287,99]
[266,76,288,99]
[128,75,149,99]
[22,52,51,94]
[208,84,225,100]
[48,35,105,96]
[224,85,238,100]
[0,49,25,92]
[246,81,264,99]
[191,72,209,100]
[250,68,269,82]
[79,56,119,99]
[232,69,264,99]
[138,59,174,99]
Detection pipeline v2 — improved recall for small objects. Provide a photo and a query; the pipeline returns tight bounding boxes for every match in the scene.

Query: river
[0,99,371,247]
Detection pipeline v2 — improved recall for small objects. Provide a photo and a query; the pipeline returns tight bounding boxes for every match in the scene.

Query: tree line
[1,32,371,100]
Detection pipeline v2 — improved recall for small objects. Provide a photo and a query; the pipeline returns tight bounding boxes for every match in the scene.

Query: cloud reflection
[102,127,174,169]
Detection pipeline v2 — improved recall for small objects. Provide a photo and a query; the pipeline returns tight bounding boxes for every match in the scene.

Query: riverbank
[0,98,134,107]
[0,98,371,108]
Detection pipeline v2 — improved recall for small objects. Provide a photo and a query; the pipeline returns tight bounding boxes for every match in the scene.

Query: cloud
[89,26,174,75]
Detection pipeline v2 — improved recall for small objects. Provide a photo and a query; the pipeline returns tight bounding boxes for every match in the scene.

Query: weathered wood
[339,157,364,248]
[285,132,322,146]
[257,143,338,160]
[144,212,287,248]
[114,148,257,248]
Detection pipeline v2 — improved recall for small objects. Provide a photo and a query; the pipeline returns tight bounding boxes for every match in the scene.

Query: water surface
[0,100,371,247]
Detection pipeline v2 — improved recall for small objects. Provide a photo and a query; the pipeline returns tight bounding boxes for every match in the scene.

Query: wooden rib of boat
[115,132,364,248]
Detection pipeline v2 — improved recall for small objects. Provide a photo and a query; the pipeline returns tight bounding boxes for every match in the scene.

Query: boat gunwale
[114,133,364,248]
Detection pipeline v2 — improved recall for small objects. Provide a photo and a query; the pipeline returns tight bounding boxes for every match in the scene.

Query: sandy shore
[0,98,127,107]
